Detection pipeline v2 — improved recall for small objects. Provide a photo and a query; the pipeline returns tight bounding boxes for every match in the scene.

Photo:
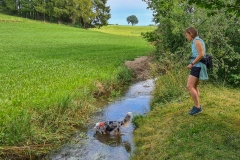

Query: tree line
[142,0,240,86]
[0,0,111,28]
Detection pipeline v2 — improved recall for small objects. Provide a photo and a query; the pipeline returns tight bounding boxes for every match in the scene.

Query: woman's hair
[185,27,198,39]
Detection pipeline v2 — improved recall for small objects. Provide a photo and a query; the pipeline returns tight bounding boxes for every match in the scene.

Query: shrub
[142,1,240,86]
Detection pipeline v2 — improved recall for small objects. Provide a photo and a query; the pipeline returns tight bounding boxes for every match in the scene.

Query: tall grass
[0,14,154,157]
[151,69,189,106]
[132,67,240,159]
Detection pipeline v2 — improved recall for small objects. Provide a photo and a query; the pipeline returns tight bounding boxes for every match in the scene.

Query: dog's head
[123,112,133,127]
[95,122,100,129]
[126,112,133,120]
[94,122,105,133]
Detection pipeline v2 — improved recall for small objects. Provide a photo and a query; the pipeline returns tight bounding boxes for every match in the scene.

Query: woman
[185,27,208,115]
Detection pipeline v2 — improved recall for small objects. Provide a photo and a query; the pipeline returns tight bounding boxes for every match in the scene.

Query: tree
[188,0,240,16]
[53,0,68,24]
[126,15,138,26]
[65,0,95,27]
[92,0,111,28]
[141,0,191,54]
[0,0,110,28]
[78,0,96,28]
[142,0,240,86]
[2,0,18,14]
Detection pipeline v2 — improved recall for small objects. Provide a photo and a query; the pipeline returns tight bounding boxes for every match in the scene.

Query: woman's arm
[187,40,204,69]
[192,40,204,64]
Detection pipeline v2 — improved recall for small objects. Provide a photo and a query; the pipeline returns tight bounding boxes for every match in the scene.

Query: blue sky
[106,0,154,26]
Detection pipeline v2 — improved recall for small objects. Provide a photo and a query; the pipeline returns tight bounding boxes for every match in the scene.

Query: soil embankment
[124,56,153,81]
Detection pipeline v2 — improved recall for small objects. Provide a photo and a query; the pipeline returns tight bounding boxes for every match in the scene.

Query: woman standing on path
[185,27,208,115]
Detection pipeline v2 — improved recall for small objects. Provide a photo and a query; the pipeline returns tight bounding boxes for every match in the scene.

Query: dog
[94,112,133,135]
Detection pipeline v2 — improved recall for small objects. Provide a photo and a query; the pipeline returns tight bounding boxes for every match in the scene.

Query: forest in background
[0,0,110,28]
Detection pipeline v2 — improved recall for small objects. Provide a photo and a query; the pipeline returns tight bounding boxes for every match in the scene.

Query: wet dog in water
[94,112,133,135]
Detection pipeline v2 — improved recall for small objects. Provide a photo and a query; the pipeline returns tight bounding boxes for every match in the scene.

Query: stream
[45,79,155,160]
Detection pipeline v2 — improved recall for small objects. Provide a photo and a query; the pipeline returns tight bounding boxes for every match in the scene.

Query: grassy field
[0,13,154,158]
[2,13,239,160]
[89,25,156,37]
[131,68,240,160]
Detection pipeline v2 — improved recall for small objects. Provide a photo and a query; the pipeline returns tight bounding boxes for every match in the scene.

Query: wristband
[191,63,194,66]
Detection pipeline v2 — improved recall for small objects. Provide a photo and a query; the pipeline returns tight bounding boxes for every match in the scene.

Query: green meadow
[0,14,153,157]
[89,25,156,37]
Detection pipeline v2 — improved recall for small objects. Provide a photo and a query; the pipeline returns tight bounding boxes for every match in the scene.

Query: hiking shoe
[189,106,195,114]
[189,106,202,115]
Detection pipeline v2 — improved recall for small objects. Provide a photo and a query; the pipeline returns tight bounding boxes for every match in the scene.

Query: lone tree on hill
[126,15,139,26]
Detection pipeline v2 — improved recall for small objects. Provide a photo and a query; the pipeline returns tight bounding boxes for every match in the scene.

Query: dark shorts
[190,67,201,78]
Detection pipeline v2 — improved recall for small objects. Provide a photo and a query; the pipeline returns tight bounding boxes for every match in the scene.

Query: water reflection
[46,79,155,160]
[93,133,132,152]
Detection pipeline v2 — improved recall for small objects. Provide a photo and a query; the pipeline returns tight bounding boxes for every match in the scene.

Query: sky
[106,0,154,26]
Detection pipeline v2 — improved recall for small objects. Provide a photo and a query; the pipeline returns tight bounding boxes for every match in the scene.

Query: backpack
[200,55,212,69]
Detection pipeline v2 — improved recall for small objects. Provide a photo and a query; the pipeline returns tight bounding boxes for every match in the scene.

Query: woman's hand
[187,64,193,69]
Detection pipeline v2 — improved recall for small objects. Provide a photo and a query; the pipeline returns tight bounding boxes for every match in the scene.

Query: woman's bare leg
[187,75,200,108]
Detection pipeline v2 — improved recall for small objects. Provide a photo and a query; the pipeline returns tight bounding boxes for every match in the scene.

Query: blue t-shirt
[190,36,208,80]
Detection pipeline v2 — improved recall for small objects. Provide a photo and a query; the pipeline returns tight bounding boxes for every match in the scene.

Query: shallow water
[46,79,155,160]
